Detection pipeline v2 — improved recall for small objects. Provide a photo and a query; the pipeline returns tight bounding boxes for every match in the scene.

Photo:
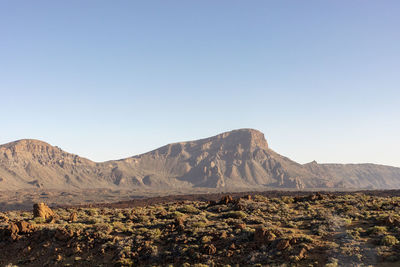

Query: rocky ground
[1,192,400,266]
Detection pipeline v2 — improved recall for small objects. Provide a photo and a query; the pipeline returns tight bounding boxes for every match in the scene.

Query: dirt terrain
[0,187,279,212]
[61,189,400,209]
[2,188,400,212]
[1,191,400,266]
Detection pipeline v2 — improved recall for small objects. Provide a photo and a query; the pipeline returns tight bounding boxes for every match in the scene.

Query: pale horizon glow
[1,1,399,167]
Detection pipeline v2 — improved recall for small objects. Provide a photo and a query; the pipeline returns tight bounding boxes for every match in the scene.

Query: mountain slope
[112,129,314,190]
[0,139,110,190]
[304,161,400,189]
[1,129,400,191]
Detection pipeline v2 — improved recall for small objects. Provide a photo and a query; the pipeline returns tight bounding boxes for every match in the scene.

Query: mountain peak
[1,130,400,191]
[0,139,64,162]
[0,139,54,151]
[210,128,268,150]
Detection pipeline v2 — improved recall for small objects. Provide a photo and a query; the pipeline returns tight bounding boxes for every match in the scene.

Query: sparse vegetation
[1,192,400,266]
[382,235,399,246]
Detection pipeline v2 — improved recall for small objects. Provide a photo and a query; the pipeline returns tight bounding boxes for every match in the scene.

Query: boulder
[16,221,34,234]
[0,214,9,222]
[379,216,400,227]
[69,212,78,222]
[207,200,217,207]
[254,227,277,243]
[219,195,234,205]
[33,203,55,221]
[276,239,290,250]
[8,223,19,236]
[203,243,216,255]
[236,223,246,230]
[175,217,185,231]
[6,221,34,241]
[242,194,252,201]
[220,231,228,239]
[55,228,74,241]
[8,221,34,234]
[294,193,325,203]
[298,247,307,259]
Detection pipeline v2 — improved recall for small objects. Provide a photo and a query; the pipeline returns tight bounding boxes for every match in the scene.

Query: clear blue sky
[1,1,399,166]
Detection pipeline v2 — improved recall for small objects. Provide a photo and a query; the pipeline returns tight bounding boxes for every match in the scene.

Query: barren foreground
[1,192,400,266]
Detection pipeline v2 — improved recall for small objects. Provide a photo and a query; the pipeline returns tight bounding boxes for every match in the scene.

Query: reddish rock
[234,201,245,211]
[203,243,216,255]
[242,194,252,200]
[33,203,55,221]
[8,221,34,234]
[23,246,31,254]
[8,222,19,235]
[385,216,395,225]
[6,221,34,241]
[207,200,217,207]
[298,247,307,259]
[379,215,400,227]
[0,214,9,222]
[55,228,73,241]
[220,231,228,239]
[276,239,290,251]
[227,250,234,257]
[175,217,185,231]
[236,223,246,230]
[56,254,63,262]
[69,212,78,222]
[254,227,277,243]
[219,195,234,205]
[294,193,325,203]
[16,221,34,234]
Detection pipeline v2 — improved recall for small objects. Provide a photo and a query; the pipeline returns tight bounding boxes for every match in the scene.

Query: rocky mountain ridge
[1,129,400,191]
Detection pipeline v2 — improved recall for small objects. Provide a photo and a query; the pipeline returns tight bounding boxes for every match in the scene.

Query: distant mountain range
[1,129,400,191]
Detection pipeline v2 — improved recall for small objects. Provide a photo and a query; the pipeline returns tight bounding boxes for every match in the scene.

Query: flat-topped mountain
[1,129,400,191]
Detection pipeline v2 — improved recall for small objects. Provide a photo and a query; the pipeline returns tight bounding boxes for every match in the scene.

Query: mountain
[0,139,105,190]
[1,129,400,191]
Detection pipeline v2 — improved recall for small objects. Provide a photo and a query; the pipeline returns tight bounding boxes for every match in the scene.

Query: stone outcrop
[254,227,279,244]
[6,220,35,240]
[203,243,216,255]
[33,203,55,221]
[276,239,291,250]
[69,212,78,222]
[294,193,325,203]
[219,195,234,205]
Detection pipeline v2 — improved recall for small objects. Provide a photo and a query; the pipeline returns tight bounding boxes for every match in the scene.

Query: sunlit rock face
[1,129,400,191]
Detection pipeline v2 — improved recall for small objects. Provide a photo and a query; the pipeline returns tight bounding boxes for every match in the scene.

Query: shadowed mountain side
[1,129,400,191]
